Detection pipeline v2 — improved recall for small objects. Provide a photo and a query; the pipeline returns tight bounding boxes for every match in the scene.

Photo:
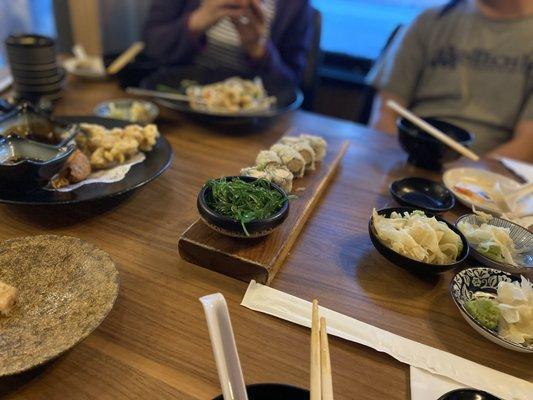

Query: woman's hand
[189,0,248,34]
[231,0,267,60]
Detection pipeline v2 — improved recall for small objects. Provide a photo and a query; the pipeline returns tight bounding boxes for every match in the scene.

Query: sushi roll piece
[255,150,282,168]
[279,137,316,170]
[270,143,306,178]
[240,166,269,180]
[0,281,18,316]
[265,165,294,193]
[300,134,327,161]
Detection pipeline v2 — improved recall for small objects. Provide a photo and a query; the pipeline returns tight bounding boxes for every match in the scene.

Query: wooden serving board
[178,137,349,285]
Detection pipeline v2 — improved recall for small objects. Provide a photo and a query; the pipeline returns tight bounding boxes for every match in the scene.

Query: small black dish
[397,117,473,170]
[390,177,455,213]
[197,176,289,238]
[141,65,303,125]
[0,134,74,185]
[438,388,501,400]
[212,383,309,400]
[0,102,78,146]
[368,207,469,274]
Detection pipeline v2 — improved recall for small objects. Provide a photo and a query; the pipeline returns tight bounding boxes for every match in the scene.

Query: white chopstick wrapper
[499,157,533,183]
[410,366,465,400]
[241,280,533,400]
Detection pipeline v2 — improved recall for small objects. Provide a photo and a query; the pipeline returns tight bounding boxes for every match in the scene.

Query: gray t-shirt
[367,0,533,154]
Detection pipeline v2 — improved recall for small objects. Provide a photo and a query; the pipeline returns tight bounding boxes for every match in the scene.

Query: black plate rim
[389,177,455,213]
[0,116,173,205]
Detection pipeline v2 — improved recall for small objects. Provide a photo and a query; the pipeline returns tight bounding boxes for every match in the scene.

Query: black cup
[397,117,473,170]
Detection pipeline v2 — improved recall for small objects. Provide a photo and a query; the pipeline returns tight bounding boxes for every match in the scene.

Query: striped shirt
[194,0,276,73]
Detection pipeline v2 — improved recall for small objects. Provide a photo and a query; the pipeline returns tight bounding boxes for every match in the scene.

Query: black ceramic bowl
[369,207,469,274]
[438,389,501,400]
[197,176,289,238]
[390,177,455,213]
[397,117,473,170]
[212,383,309,400]
[0,102,78,146]
[0,134,74,185]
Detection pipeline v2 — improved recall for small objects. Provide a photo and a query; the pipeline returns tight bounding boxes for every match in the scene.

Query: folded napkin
[410,366,467,400]
[241,280,533,400]
[500,158,533,183]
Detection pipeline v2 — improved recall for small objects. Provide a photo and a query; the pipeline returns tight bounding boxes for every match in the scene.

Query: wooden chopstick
[107,42,145,75]
[125,87,208,106]
[310,299,321,400]
[320,317,334,400]
[386,100,480,162]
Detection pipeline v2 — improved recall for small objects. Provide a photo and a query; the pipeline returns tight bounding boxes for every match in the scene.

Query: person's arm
[237,0,312,84]
[490,87,533,162]
[366,10,432,133]
[489,121,533,162]
[368,91,407,135]
[143,0,246,65]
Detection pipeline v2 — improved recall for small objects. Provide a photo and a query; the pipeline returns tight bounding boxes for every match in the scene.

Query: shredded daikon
[372,209,463,264]
[496,277,533,345]
[457,220,516,266]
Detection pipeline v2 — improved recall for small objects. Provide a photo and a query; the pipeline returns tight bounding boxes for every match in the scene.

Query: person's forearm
[489,121,533,162]
[489,138,533,162]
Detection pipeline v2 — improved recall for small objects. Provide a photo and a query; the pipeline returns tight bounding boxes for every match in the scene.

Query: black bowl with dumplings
[397,117,473,170]
[197,176,289,239]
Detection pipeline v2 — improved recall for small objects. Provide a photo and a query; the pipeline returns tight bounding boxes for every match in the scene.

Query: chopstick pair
[311,299,334,400]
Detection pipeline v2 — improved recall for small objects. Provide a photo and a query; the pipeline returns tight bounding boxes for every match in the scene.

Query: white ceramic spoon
[200,293,249,400]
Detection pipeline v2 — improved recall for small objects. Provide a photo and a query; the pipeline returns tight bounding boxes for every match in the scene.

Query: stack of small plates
[5,34,64,101]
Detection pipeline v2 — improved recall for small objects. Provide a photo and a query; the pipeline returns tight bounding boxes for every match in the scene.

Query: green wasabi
[464,298,501,330]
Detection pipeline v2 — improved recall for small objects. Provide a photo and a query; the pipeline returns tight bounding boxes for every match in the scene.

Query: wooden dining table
[0,79,530,400]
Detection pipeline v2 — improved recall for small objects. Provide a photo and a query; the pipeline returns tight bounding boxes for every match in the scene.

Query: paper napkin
[241,280,533,400]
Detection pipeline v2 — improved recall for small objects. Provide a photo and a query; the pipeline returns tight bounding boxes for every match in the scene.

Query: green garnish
[465,298,501,330]
[206,177,288,236]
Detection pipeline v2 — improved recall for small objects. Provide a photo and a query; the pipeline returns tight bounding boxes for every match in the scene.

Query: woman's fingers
[249,0,265,24]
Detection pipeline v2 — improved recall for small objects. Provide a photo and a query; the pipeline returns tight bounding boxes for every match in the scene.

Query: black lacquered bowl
[141,65,303,125]
[369,207,469,274]
[397,117,473,170]
[438,389,501,400]
[0,134,74,186]
[212,383,309,400]
[197,176,289,239]
[390,177,455,213]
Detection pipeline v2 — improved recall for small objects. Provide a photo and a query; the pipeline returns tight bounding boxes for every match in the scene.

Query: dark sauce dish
[212,383,309,400]
[369,207,469,275]
[437,389,501,400]
[390,177,455,213]
[197,176,289,239]
[0,102,78,147]
[0,134,74,185]
[397,117,473,170]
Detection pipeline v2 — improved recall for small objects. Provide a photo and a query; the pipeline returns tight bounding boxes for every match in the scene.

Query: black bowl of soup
[397,117,473,170]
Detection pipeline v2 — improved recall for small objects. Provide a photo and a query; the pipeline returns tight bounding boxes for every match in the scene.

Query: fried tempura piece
[51,150,92,189]
[76,123,159,170]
